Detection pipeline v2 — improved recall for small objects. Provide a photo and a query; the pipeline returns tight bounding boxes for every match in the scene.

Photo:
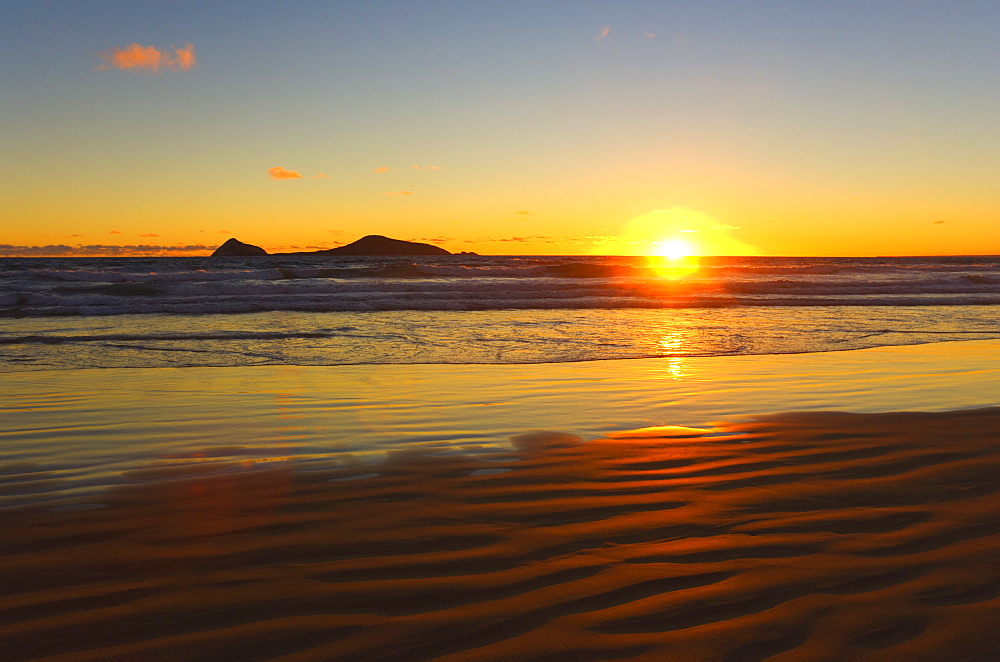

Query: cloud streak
[0,244,214,257]
[268,166,302,180]
[96,42,196,74]
[493,235,559,243]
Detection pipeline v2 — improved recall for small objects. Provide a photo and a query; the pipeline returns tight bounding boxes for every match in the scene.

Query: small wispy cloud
[515,211,531,215]
[373,166,389,174]
[596,25,611,41]
[711,224,741,230]
[268,166,302,180]
[96,42,196,74]
[109,230,122,234]
[495,235,554,242]
[486,235,561,244]
[0,244,214,257]
[138,233,159,237]
[412,165,442,171]
[312,172,330,179]
[382,191,413,196]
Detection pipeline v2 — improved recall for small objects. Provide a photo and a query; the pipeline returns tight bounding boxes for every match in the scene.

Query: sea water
[2,254,999,370]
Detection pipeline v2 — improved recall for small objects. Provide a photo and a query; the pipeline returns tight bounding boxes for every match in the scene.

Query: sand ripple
[2,408,1000,660]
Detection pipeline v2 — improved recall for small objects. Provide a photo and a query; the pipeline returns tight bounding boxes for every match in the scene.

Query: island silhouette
[211,234,453,257]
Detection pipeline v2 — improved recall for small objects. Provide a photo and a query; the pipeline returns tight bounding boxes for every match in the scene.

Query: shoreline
[2,331,999,374]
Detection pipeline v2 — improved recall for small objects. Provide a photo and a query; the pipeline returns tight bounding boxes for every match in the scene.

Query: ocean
[3,253,1000,371]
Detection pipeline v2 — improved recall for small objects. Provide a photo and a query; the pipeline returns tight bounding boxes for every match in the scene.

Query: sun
[655,238,696,260]
[648,238,701,279]
[587,207,759,258]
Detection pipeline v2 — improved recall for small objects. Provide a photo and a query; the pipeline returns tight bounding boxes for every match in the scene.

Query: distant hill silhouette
[211,238,267,256]
[308,235,451,256]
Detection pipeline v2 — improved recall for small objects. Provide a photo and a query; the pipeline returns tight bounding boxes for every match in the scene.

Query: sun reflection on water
[655,328,692,378]
[646,254,701,280]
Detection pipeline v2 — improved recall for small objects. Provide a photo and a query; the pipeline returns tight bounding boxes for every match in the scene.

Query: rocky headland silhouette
[211,235,453,257]
[211,238,268,256]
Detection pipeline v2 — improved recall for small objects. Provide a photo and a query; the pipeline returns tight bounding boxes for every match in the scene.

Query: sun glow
[647,253,700,280]
[647,236,701,279]
[655,238,696,260]
[589,208,759,259]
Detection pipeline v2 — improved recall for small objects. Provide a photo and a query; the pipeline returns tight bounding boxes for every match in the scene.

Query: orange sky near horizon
[4,187,993,257]
[2,2,998,258]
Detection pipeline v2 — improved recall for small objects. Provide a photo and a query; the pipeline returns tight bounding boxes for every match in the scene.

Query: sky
[2,0,999,256]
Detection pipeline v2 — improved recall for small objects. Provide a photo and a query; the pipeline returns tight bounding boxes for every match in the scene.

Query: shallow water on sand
[2,340,999,509]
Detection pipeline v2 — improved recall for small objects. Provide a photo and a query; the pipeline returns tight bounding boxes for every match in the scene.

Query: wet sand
[3,405,1000,660]
[4,339,1000,512]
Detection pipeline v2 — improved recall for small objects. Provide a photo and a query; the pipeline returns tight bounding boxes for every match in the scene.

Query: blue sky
[3,1,999,255]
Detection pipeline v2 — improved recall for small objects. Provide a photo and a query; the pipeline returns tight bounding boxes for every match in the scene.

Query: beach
[2,340,1000,660]
[7,0,1000,658]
